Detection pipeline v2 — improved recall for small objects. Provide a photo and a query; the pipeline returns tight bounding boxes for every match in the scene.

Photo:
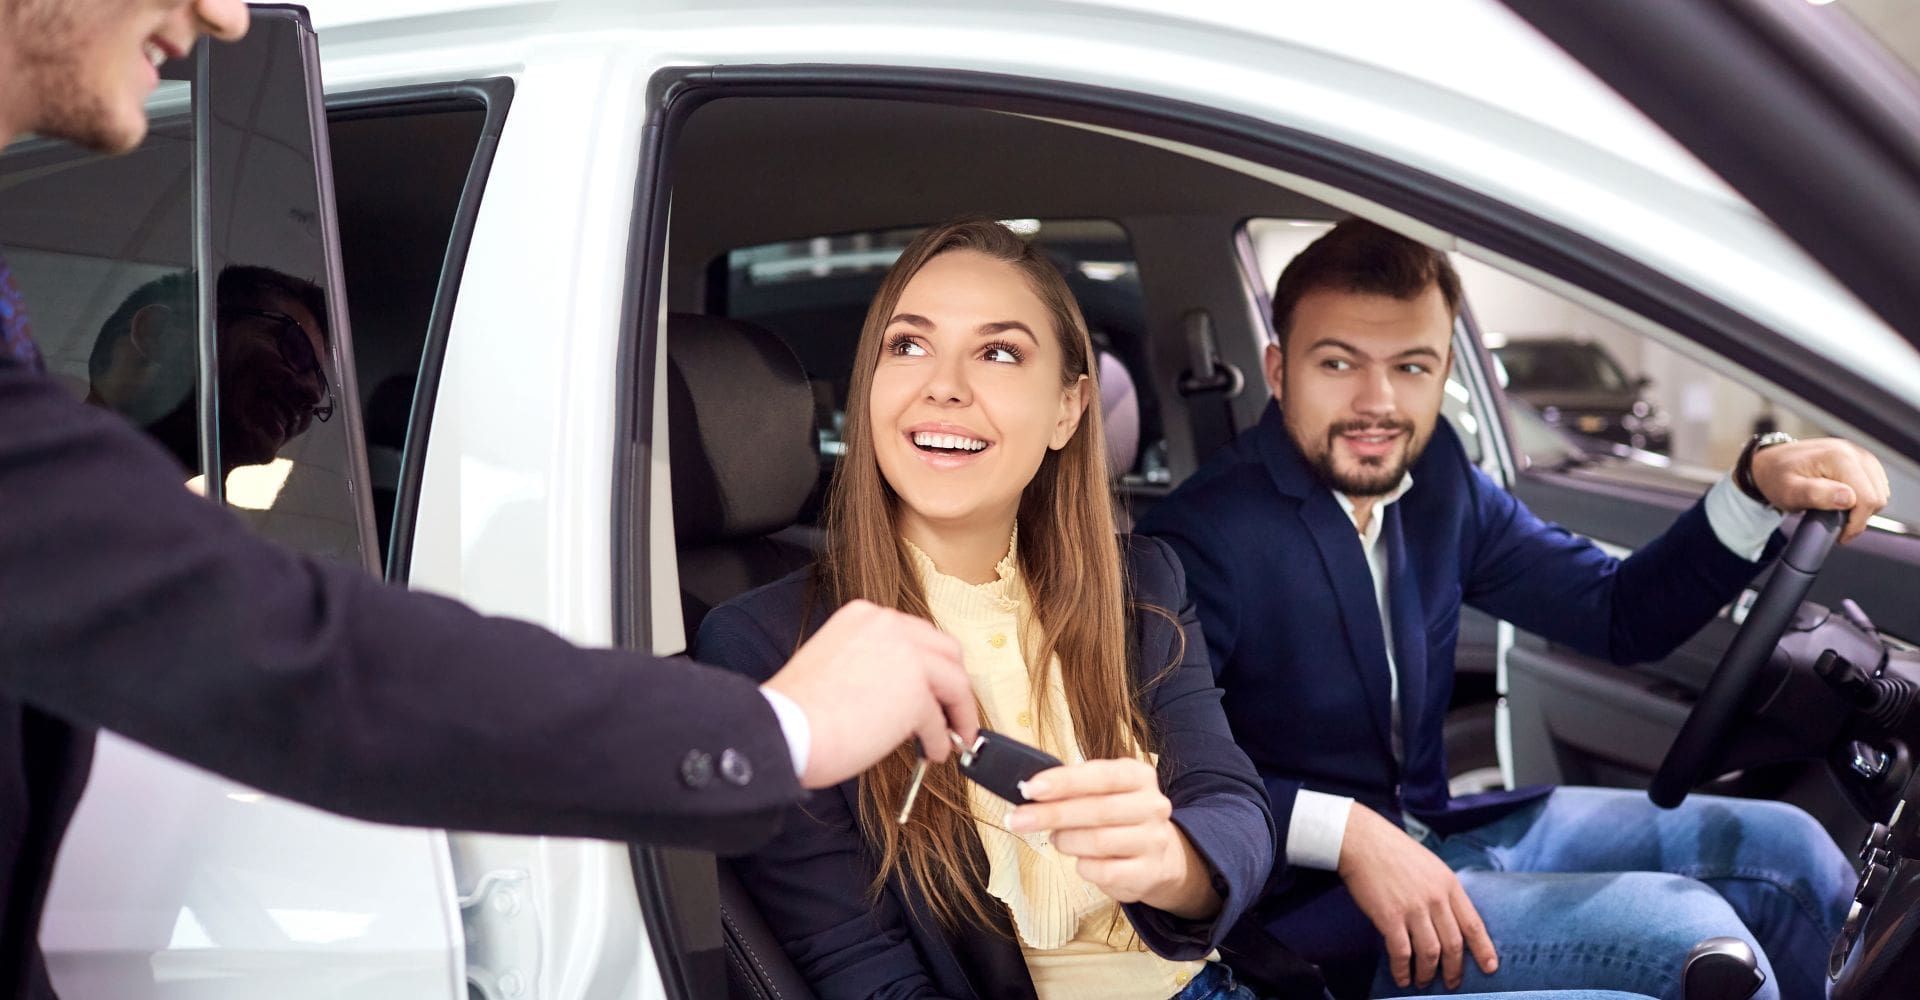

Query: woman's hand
[1007,758,1221,920]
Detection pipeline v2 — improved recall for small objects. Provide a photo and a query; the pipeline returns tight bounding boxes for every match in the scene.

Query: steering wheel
[1649,508,1847,808]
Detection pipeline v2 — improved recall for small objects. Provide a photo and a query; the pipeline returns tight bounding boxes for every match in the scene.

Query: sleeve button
[680,750,715,788]
[720,748,753,786]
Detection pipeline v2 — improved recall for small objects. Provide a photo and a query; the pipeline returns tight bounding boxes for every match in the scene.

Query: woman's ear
[1049,373,1090,451]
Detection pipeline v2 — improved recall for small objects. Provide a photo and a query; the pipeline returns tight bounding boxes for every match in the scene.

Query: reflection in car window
[202,18,371,568]
[721,220,1166,515]
[1242,218,1488,467]
[0,27,374,568]
[0,83,201,470]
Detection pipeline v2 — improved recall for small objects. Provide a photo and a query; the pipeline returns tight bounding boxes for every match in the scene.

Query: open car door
[0,7,464,997]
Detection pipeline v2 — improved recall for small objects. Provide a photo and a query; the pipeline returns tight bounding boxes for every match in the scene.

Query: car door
[0,8,464,997]
[1480,0,1920,836]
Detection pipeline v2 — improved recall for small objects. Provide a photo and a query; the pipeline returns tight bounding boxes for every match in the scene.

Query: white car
[3,1,1917,997]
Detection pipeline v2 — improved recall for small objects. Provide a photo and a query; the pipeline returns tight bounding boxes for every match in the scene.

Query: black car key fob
[951,728,1062,804]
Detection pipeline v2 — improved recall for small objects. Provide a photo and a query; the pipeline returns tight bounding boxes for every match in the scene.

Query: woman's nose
[923,355,970,405]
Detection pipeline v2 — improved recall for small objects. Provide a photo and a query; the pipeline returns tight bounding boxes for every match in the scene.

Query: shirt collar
[1334,473,1414,542]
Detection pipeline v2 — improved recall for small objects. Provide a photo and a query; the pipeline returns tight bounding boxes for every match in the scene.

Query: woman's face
[868,249,1087,537]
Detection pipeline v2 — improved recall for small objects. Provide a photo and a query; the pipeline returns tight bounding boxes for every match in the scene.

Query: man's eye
[886,334,928,357]
[1400,363,1432,376]
[1320,357,1353,372]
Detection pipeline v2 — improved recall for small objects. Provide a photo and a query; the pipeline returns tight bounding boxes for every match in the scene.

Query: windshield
[1496,342,1631,393]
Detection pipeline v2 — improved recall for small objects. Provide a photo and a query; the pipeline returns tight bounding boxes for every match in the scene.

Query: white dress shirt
[1284,473,1783,871]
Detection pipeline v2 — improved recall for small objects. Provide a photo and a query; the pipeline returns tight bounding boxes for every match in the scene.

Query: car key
[896,739,929,825]
[950,728,1062,804]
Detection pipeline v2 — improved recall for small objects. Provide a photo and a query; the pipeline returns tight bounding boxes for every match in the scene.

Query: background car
[1494,336,1672,453]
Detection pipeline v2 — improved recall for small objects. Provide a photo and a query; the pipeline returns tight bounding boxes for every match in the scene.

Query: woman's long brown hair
[817,219,1156,931]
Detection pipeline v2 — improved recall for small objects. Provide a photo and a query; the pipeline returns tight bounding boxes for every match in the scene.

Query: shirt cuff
[760,687,811,780]
[1704,474,1784,562]
[1286,789,1354,871]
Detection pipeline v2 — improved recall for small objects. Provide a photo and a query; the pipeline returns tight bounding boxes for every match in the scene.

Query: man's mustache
[1326,417,1415,439]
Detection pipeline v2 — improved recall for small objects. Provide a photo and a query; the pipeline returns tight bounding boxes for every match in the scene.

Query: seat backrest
[718,863,821,1000]
[666,312,820,640]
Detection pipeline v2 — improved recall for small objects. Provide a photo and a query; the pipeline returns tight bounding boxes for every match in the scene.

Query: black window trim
[611,62,1920,999]
[322,77,516,584]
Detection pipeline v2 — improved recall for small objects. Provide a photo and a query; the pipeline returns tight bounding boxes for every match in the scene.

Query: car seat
[666,313,821,641]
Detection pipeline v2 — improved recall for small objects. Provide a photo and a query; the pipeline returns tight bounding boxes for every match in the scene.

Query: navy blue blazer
[695,535,1280,1000]
[1137,403,1777,975]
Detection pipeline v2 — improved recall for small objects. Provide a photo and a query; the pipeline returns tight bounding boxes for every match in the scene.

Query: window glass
[201,20,371,568]
[1459,256,1920,529]
[328,104,491,563]
[1242,218,1488,467]
[720,219,1164,516]
[0,23,374,568]
[0,83,201,469]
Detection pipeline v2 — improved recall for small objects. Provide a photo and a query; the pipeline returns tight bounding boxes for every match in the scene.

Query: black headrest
[667,313,817,545]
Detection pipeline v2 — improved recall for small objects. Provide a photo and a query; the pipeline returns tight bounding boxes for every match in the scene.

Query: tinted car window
[0,28,373,569]
[0,86,202,473]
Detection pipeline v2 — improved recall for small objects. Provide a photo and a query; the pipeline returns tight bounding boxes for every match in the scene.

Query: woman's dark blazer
[693,534,1277,1000]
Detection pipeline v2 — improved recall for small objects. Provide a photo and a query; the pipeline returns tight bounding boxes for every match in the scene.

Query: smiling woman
[693,219,1281,1000]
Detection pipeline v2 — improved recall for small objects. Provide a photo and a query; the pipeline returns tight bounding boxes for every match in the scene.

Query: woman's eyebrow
[978,320,1037,344]
[887,313,934,329]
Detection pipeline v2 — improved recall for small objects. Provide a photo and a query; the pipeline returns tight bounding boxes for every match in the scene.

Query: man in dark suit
[0,3,979,996]
[1140,220,1880,1000]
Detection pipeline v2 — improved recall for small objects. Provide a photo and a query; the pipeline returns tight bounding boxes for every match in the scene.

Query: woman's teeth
[913,431,988,452]
[144,42,167,68]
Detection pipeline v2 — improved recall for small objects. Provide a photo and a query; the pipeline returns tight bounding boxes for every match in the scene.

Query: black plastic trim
[326,78,516,584]
[616,66,716,1000]
[190,38,220,504]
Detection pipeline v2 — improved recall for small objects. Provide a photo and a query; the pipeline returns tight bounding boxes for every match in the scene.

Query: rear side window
[0,27,374,569]
[327,99,494,565]
[717,219,1166,517]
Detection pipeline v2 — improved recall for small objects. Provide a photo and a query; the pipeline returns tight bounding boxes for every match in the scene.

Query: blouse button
[987,633,1007,649]
[1016,710,1033,728]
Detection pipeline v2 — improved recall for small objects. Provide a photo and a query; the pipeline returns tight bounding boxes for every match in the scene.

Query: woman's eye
[886,335,928,357]
[982,343,1023,364]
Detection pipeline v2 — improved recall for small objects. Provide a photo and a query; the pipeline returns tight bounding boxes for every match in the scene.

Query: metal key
[896,741,929,825]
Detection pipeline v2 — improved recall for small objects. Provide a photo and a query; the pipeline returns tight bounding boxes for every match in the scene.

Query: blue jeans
[1373,787,1855,1000]
[1176,960,1655,1000]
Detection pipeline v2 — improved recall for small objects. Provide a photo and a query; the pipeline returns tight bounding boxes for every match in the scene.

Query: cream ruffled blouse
[905,528,1207,1000]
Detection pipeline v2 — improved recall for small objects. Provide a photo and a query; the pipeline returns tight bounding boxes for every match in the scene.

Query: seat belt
[1175,309,1244,463]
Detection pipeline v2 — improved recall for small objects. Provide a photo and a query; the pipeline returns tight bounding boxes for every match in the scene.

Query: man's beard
[1291,411,1423,497]
[5,0,145,154]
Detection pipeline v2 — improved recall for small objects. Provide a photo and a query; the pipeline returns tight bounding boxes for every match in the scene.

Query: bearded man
[1140,219,1879,1000]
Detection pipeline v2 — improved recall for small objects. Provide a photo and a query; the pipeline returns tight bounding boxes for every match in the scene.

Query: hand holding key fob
[952,728,1062,804]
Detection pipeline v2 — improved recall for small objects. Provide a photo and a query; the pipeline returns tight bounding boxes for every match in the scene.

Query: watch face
[1757,431,1797,449]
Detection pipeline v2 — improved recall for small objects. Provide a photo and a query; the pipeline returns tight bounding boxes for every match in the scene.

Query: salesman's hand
[762,600,978,789]
[1338,804,1497,991]
[1750,437,1890,543]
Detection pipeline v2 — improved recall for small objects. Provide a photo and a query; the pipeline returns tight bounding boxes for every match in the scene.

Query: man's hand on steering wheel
[1750,438,1892,543]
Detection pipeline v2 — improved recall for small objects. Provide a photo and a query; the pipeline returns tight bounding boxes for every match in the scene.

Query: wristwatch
[1735,431,1796,507]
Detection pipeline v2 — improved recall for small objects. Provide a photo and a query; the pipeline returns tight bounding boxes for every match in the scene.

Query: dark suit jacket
[0,347,802,996]
[695,536,1280,1000]
[1136,403,1778,984]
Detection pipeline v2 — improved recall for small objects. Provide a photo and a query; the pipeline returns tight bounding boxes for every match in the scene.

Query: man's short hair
[1271,219,1462,350]
[218,265,330,340]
